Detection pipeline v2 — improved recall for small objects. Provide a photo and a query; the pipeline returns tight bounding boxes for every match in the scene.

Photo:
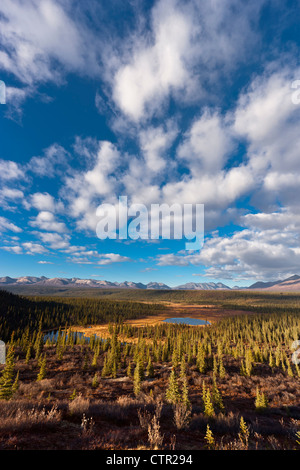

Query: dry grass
[68,394,90,416]
[0,401,62,432]
[173,403,191,430]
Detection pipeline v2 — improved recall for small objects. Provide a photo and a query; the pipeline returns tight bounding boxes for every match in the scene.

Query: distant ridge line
[1,274,300,291]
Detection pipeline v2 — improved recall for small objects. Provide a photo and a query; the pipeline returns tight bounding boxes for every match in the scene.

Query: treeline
[0,290,163,342]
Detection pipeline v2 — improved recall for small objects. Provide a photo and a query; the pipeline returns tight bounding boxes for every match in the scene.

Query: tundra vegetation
[0,289,299,450]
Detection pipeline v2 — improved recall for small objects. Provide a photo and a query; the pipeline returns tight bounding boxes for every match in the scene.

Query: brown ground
[0,343,299,450]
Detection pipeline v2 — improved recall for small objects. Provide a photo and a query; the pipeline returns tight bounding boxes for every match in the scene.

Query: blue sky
[1,0,300,287]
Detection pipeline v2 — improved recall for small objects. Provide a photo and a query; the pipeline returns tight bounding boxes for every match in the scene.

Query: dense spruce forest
[0,290,163,342]
[0,289,299,449]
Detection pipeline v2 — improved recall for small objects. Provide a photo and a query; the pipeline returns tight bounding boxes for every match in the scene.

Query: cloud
[0,216,22,233]
[4,85,32,121]
[157,223,300,281]
[27,144,70,178]
[34,231,70,250]
[177,110,235,175]
[139,122,178,173]
[29,211,68,233]
[22,242,48,255]
[97,253,131,265]
[1,241,48,255]
[0,159,25,180]
[66,251,131,265]
[162,164,254,210]
[241,210,300,232]
[30,192,64,212]
[157,253,190,267]
[110,0,265,122]
[233,65,300,211]
[63,140,121,231]
[0,187,26,211]
[0,0,100,86]
[1,245,23,254]
[113,0,195,121]
[38,260,54,264]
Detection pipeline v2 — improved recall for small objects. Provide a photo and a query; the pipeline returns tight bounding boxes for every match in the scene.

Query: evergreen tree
[166,368,181,404]
[197,345,206,373]
[269,351,275,368]
[92,372,99,388]
[136,358,145,381]
[101,356,111,377]
[286,358,294,378]
[91,350,99,367]
[202,384,215,417]
[37,354,46,381]
[213,355,218,376]
[180,355,186,378]
[133,362,142,396]
[146,357,154,378]
[0,346,18,400]
[212,379,224,412]
[127,360,133,378]
[255,387,268,411]
[219,356,226,378]
[181,376,191,409]
[112,360,117,378]
[12,370,19,396]
[204,424,215,450]
[238,416,249,447]
[25,343,32,364]
[82,351,89,370]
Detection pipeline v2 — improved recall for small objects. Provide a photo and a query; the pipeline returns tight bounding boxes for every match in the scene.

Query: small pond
[43,330,101,343]
[163,317,210,326]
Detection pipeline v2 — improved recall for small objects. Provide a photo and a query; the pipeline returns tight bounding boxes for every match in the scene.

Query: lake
[44,330,102,343]
[163,317,210,326]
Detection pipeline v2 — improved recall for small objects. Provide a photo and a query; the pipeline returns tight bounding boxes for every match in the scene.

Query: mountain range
[1,274,300,291]
[248,274,300,292]
[0,276,228,290]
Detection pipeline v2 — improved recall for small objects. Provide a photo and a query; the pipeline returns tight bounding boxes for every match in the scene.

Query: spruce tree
[212,379,224,412]
[197,345,206,373]
[0,346,18,400]
[91,350,99,367]
[180,355,187,378]
[37,354,46,381]
[238,416,249,447]
[25,343,32,364]
[202,384,215,417]
[204,424,215,450]
[219,356,226,378]
[166,368,181,404]
[146,357,154,378]
[181,376,191,409]
[255,387,268,411]
[101,356,111,377]
[12,370,19,396]
[127,360,133,378]
[133,362,142,396]
[92,372,99,388]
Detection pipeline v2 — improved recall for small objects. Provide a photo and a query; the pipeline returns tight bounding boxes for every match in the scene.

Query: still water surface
[163,317,210,326]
